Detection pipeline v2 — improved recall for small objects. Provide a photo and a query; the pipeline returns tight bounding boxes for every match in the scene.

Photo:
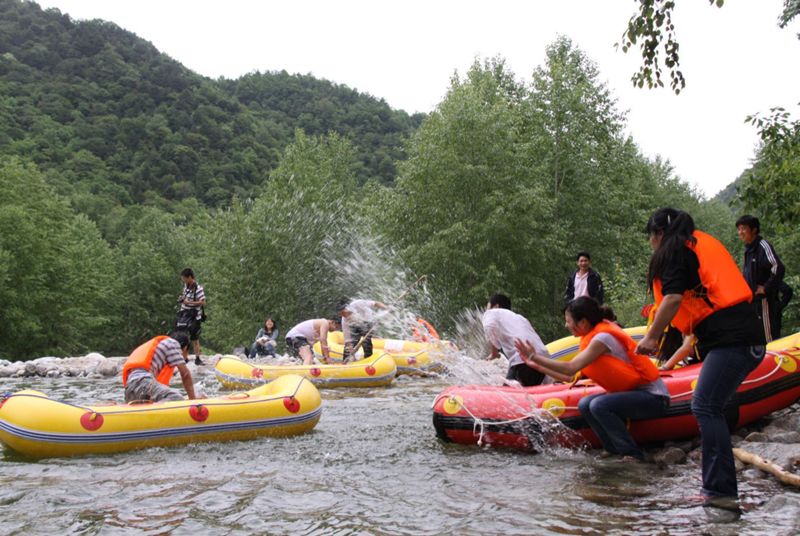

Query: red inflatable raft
[432,333,800,451]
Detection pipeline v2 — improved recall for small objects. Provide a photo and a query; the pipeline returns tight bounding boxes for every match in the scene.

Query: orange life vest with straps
[579,320,660,392]
[122,335,173,387]
[652,230,752,335]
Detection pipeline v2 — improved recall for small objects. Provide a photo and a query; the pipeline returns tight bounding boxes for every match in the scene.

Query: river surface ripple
[1,374,797,535]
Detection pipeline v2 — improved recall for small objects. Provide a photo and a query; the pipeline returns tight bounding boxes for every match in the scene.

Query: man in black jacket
[736,215,785,341]
[563,251,604,304]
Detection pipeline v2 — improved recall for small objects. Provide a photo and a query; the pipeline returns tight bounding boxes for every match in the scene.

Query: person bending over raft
[635,208,764,509]
[285,318,338,365]
[122,331,202,403]
[517,297,669,461]
[337,299,388,361]
[483,293,551,387]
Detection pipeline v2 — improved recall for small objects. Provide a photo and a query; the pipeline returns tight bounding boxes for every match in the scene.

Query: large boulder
[94,358,119,377]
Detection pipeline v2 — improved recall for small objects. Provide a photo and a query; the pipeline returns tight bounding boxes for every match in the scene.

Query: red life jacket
[122,336,173,387]
[653,230,752,335]
[579,321,660,392]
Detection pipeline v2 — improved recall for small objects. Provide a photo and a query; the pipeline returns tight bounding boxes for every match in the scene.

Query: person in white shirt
[563,252,604,304]
[285,318,338,365]
[337,299,387,361]
[483,293,550,387]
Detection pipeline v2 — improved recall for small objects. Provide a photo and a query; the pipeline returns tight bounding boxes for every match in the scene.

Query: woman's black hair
[264,317,276,334]
[564,296,603,327]
[645,208,696,291]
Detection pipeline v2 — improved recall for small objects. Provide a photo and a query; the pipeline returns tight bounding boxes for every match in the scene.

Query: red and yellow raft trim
[432,331,800,451]
[215,353,397,389]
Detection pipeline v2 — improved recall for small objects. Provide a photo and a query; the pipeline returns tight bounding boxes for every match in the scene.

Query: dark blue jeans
[579,389,669,459]
[691,345,764,498]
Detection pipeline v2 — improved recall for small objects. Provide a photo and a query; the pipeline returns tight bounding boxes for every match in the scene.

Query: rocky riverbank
[0,353,222,380]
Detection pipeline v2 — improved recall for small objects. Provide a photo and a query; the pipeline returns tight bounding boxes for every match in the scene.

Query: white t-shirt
[342,299,377,340]
[573,272,589,298]
[482,308,550,367]
[286,319,322,344]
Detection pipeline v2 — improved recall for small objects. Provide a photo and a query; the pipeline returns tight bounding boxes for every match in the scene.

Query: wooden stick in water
[733,447,800,487]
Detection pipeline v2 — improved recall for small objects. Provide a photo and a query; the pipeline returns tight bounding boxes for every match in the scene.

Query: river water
[1,368,798,535]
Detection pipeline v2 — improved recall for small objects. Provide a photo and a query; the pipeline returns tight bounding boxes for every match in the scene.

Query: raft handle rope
[431,393,578,446]
[0,375,308,417]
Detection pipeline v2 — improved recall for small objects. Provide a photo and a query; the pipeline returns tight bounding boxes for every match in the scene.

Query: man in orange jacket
[122,331,201,403]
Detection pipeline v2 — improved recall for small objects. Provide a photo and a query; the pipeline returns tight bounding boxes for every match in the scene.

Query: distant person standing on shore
[564,251,604,304]
[176,268,206,365]
[736,215,785,341]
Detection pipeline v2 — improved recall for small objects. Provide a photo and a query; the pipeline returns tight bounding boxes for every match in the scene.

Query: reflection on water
[1,375,797,535]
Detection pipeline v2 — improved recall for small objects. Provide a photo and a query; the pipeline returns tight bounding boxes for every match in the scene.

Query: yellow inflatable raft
[314,331,448,375]
[215,353,397,389]
[0,374,321,459]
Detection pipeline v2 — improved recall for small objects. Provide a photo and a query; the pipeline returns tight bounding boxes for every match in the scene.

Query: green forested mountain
[0,0,421,219]
[1,0,795,360]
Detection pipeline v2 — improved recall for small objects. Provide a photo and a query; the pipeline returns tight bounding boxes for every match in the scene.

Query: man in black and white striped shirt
[177,267,206,365]
[736,215,786,341]
[123,331,200,403]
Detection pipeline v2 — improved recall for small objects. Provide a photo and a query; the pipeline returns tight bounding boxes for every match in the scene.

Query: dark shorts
[285,336,310,358]
[506,363,545,387]
[176,311,201,341]
[345,323,374,358]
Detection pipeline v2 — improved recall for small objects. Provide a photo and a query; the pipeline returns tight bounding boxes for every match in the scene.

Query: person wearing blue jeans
[579,390,670,458]
[518,297,669,461]
[637,208,765,509]
[691,345,763,497]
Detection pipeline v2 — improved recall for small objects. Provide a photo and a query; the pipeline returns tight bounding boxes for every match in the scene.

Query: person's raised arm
[637,294,682,355]
[516,338,607,381]
[660,334,696,370]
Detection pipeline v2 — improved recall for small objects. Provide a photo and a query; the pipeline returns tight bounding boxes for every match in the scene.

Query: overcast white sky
[36,0,800,197]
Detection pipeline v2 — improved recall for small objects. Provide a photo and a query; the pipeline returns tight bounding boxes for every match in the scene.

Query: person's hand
[635,334,660,356]
[756,285,766,297]
[515,340,537,365]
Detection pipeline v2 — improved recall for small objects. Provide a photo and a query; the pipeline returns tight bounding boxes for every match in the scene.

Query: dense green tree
[0,159,119,358]
[198,131,360,351]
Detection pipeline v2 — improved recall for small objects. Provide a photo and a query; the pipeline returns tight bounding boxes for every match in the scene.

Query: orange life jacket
[579,320,660,392]
[122,335,173,387]
[652,230,752,335]
[411,318,440,342]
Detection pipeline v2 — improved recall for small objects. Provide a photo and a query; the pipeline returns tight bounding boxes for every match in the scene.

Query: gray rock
[664,440,693,453]
[35,364,49,377]
[94,359,118,377]
[736,441,800,471]
[688,448,703,463]
[741,468,766,480]
[14,368,25,377]
[762,494,800,515]
[84,352,106,361]
[45,369,60,378]
[745,431,769,442]
[769,431,800,444]
[654,446,687,465]
[0,367,13,378]
[24,363,36,375]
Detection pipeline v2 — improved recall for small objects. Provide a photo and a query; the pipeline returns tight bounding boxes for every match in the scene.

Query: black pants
[753,295,781,342]
[506,363,545,387]
[344,323,373,358]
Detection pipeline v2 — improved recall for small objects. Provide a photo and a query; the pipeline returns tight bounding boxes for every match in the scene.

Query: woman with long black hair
[636,208,765,510]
